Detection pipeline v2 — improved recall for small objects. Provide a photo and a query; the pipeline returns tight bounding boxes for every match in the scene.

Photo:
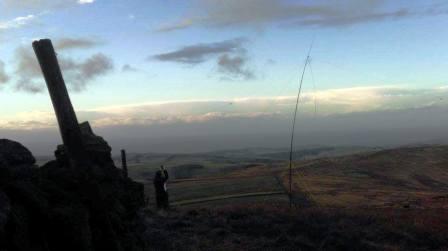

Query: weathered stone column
[121,149,128,178]
[33,39,89,168]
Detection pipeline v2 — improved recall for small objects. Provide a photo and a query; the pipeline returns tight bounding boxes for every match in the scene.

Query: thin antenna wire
[309,61,318,117]
[289,41,314,208]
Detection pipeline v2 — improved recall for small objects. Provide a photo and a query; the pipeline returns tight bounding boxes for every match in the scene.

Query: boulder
[0,139,35,168]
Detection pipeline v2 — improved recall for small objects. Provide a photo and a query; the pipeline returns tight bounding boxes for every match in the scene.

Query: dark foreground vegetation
[144,205,448,251]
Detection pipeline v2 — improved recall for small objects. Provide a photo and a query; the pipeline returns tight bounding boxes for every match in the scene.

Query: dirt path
[171,191,287,206]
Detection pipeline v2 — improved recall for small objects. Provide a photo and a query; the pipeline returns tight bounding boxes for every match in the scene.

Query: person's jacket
[153,170,168,194]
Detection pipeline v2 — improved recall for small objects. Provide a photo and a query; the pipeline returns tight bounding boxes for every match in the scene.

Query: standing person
[153,165,169,210]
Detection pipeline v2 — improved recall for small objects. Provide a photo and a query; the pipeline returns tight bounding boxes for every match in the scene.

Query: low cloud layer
[152,38,254,80]
[3,85,448,155]
[85,86,448,127]
[12,37,113,93]
[2,85,448,130]
[157,0,448,32]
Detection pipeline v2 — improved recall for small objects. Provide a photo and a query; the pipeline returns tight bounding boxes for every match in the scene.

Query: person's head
[160,165,164,170]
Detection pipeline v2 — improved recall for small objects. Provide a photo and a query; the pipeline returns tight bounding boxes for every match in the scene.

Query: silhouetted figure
[154,165,169,210]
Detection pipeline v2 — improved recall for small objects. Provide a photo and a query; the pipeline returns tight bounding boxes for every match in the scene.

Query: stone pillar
[121,149,128,178]
[32,39,89,168]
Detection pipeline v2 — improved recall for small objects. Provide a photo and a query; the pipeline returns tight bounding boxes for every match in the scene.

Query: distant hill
[114,146,377,166]
[288,145,448,208]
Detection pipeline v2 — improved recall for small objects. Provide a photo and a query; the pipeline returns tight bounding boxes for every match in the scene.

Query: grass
[144,175,284,207]
[125,145,448,250]
[129,145,448,210]
[142,205,448,251]
[284,146,448,208]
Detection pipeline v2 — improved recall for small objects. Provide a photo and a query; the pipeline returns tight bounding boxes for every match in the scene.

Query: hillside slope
[288,145,448,208]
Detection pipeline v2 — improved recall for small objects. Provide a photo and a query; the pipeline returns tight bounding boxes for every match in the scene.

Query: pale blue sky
[1,0,448,153]
[1,1,447,108]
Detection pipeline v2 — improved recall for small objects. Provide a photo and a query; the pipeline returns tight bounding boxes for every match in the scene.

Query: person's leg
[155,193,162,209]
[163,192,169,210]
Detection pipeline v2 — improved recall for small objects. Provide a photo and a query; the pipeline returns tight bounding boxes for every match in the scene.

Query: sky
[0,0,448,155]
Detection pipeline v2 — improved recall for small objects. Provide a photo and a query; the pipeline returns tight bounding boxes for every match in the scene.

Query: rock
[55,122,115,167]
[80,122,115,167]
[54,144,70,166]
[49,205,93,251]
[0,139,35,168]
[0,134,146,250]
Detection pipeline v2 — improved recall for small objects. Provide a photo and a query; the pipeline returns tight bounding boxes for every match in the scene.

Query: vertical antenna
[309,62,318,117]
[289,41,314,208]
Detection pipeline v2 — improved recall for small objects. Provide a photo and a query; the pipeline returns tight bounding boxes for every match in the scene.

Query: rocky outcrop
[0,137,145,251]
[79,122,115,167]
[0,139,35,168]
[55,122,115,167]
